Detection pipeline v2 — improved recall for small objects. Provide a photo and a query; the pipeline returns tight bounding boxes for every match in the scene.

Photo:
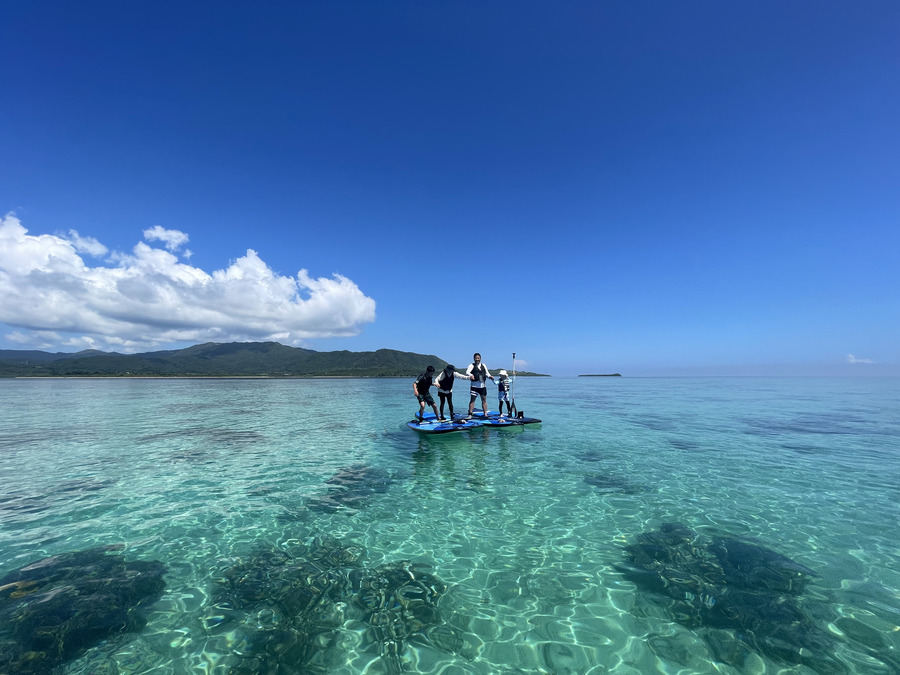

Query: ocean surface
[1,376,898,674]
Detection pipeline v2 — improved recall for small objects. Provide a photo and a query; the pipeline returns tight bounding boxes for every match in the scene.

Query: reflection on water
[0,376,899,673]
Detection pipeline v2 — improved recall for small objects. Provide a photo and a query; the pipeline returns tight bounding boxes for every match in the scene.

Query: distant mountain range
[0,342,547,378]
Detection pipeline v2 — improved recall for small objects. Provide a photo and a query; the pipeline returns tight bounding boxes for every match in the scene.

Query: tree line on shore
[0,342,547,378]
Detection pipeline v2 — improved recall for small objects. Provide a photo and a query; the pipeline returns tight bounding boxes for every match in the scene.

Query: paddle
[511,352,517,417]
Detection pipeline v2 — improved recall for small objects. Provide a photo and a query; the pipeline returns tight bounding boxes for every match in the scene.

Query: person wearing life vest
[436,364,470,420]
[465,353,495,417]
[413,366,441,422]
[496,369,513,416]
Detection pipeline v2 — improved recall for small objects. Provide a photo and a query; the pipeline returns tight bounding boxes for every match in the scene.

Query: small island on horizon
[578,373,622,377]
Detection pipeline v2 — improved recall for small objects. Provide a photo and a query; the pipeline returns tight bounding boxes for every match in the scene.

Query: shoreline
[11,374,551,380]
[13,375,410,380]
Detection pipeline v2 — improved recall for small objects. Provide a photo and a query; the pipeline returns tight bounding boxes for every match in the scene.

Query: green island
[578,373,622,377]
[0,342,549,378]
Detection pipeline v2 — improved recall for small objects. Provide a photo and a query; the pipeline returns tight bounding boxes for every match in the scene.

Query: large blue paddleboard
[453,410,516,427]
[461,409,542,426]
[407,414,482,433]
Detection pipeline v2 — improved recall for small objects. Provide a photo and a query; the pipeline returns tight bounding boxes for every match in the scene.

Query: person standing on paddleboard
[436,364,471,420]
[413,366,441,422]
[466,353,495,417]
[496,370,513,417]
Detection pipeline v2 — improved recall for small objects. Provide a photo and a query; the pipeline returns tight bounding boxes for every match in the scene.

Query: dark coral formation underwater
[305,464,394,514]
[583,472,645,495]
[618,523,899,673]
[209,534,475,673]
[0,545,166,674]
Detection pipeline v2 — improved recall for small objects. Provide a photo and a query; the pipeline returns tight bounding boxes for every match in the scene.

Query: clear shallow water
[1,376,899,674]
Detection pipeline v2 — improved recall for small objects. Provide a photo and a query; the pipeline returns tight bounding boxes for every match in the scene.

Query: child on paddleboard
[496,370,513,416]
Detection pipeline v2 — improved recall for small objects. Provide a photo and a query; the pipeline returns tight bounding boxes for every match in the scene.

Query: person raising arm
[436,364,470,420]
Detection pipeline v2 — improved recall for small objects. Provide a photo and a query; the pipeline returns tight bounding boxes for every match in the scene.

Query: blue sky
[1,1,898,376]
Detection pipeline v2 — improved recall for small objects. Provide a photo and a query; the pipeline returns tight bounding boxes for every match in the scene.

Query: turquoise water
[1,376,899,674]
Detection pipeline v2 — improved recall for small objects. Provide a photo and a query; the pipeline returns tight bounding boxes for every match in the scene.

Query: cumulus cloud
[846,354,874,364]
[143,225,189,252]
[65,230,108,257]
[0,213,377,352]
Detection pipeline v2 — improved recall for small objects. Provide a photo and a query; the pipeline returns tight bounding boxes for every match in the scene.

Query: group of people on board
[413,352,513,422]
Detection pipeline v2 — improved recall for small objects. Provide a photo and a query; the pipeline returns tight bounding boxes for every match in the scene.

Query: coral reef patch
[0,545,166,674]
[583,473,644,495]
[305,465,393,513]
[209,534,475,673]
[617,522,899,673]
[618,523,824,670]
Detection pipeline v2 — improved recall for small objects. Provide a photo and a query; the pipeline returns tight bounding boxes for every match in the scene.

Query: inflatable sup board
[407,414,482,433]
[454,411,516,427]
[462,409,542,426]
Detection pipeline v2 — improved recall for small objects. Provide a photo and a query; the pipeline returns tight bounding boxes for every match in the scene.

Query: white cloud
[846,354,874,364]
[65,230,109,257]
[143,225,190,252]
[0,213,377,352]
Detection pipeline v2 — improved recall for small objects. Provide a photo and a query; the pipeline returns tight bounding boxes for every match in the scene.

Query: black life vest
[438,371,454,390]
[470,363,486,384]
[415,373,433,392]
